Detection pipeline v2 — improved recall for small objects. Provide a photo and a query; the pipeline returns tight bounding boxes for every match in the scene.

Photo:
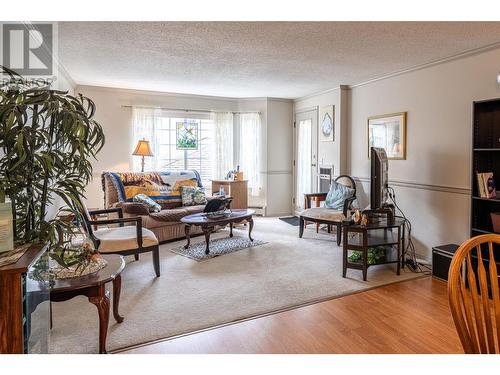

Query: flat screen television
[370,147,389,209]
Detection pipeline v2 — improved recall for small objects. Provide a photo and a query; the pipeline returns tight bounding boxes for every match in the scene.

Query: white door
[294,109,318,214]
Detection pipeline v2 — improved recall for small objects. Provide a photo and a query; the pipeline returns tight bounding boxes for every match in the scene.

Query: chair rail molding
[352,176,470,195]
[264,170,292,175]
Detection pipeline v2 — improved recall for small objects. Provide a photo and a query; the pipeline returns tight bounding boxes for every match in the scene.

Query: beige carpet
[49,217,423,353]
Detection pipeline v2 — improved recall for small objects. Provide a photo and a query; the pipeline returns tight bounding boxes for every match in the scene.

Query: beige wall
[293,86,349,180]
[266,99,294,216]
[295,46,500,260]
[294,88,343,174]
[350,47,500,260]
[76,85,293,215]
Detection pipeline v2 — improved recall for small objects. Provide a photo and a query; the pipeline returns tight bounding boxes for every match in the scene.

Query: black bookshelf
[471,98,500,236]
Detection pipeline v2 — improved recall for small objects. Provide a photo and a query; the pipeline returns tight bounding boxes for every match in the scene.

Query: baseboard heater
[248,205,266,216]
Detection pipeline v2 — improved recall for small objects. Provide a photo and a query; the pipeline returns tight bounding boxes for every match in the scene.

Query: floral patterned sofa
[101,170,211,243]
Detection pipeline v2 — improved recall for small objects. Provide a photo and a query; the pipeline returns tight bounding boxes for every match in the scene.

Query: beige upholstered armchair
[299,175,356,246]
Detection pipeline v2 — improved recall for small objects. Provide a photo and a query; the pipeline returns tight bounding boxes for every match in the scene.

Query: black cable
[386,185,429,274]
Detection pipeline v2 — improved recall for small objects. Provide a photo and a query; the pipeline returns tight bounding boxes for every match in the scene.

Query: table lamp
[132,139,153,172]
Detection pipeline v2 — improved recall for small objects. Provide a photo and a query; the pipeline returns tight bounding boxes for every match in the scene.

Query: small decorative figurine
[353,208,361,224]
[361,213,368,227]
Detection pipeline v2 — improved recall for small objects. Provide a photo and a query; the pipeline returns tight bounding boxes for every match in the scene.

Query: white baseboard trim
[266,212,294,218]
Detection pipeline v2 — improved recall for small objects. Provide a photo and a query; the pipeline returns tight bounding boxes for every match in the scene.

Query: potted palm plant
[0,66,105,275]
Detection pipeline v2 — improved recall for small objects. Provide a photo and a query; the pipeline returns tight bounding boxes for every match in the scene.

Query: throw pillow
[181,186,208,206]
[324,181,355,211]
[173,178,198,193]
[133,194,161,213]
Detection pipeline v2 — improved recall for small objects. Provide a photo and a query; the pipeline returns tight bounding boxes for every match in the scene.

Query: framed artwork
[176,121,199,150]
[319,105,334,142]
[368,112,407,160]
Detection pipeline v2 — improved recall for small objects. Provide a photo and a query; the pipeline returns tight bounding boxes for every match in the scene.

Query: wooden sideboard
[0,244,50,353]
[211,180,248,209]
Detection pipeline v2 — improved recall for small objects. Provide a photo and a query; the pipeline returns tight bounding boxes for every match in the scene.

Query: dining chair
[448,234,500,353]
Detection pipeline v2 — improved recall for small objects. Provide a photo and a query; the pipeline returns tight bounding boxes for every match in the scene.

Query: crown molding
[294,85,342,102]
[74,84,247,101]
[267,97,294,103]
[74,84,293,104]
[294,41,500,102]
[348,40,500,89]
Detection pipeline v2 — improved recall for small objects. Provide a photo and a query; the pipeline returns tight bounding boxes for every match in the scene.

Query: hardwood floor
[119,276,463,354]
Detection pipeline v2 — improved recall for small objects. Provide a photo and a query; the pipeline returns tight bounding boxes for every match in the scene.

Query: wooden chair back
[72,195,94,237]
[335,175,356,195]
[448,234,500,353]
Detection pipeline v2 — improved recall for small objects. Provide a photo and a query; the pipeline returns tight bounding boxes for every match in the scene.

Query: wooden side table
[211,180,248,209]
[0,244,49,354]
[342,217,405,281]
[50,255,125,354]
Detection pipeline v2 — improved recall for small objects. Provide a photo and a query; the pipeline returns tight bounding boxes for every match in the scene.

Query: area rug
[170,237,268,261]
[278,216,300,226]
[49,217,425,354]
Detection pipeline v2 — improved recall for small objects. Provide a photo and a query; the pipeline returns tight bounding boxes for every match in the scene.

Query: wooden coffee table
[50,255,125,354]
[181,209,255,254]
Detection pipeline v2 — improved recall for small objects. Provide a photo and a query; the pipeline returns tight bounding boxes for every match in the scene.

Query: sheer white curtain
[132,107,162,172]
[211,112,234,180]
[238,113,262,196]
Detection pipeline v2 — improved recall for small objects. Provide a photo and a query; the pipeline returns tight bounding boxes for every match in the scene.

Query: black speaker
[432,244,459,282]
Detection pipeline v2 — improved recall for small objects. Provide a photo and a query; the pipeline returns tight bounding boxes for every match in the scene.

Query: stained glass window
[176,121,199,150]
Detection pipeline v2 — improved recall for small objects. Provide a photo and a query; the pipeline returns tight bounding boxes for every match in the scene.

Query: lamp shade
[132,140,154,157]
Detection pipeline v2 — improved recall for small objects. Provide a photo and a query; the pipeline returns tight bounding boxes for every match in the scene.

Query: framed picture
[176,121,199,150]
[319,105,334,142]
[368,112,407,159]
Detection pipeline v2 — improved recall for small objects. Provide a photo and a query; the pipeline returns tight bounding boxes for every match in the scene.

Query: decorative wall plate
[320,105,334,142]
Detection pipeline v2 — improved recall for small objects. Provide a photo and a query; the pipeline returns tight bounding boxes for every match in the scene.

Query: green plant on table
[348,246,386,265]
[50,241,101,273]
[0,66,105,270]
[31,240,102,283]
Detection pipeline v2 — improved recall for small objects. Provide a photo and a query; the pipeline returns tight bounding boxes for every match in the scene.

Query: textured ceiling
[58,22,500,99]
